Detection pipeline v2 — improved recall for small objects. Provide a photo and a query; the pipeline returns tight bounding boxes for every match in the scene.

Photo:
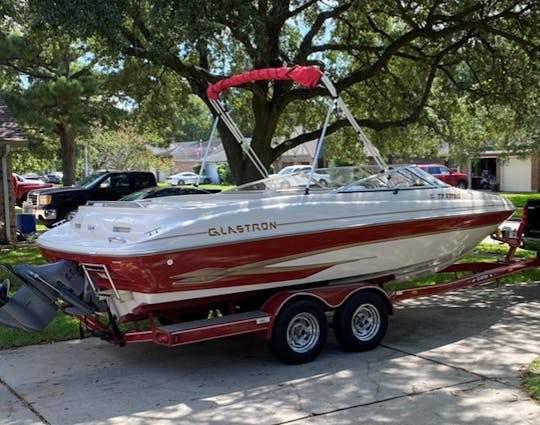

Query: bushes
[217,163,234,184]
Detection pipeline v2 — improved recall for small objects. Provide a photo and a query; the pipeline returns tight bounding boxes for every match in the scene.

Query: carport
[0,97,28,244]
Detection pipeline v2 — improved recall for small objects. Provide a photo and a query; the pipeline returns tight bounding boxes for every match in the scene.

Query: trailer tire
[333,292,388,352]
[268,299,327,364]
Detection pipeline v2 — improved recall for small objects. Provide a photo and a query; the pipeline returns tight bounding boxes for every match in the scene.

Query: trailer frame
[67,205,539,364]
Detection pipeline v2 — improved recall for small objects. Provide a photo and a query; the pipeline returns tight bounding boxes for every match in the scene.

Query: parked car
[22,173,48,182]
[22,171,157,227]
[44,174,62,184]
[119,186,221,201]
[417,164,468,189]
[11,173,54,206]
[165,172,211,185]
[274,165,331,187]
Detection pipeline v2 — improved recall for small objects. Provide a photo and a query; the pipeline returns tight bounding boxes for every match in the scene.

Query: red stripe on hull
[40,210,512,294]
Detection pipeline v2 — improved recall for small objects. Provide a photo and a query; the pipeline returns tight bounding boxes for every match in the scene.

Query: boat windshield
[337,165,446,192]
[225,165,445,193]
[225,169,330,193]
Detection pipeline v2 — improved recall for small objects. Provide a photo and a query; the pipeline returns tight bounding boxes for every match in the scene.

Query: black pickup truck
[23,171,157,227]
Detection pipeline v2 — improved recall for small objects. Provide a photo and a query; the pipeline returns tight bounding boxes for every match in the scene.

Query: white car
[15,173,49,185]
[165,172,211,186]
[275,165,330,187]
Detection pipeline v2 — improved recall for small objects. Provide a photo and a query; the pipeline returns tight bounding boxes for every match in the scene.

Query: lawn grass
[0,246,81,349]
[502,193,540,208]
[523,358,540,403]
[502,192,540,219]
[385,243,540,292]
[0,314,81,350]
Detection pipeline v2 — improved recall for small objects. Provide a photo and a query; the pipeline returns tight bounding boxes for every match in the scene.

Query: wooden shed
[0,97,28,244]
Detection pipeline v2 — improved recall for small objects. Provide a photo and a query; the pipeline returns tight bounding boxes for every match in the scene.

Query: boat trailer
[1,200,539,364]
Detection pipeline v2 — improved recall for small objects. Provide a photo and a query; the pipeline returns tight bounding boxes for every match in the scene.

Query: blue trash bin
[16,214,36,234]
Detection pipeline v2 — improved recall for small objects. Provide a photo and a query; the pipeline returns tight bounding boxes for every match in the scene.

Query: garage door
[501,157,531,192]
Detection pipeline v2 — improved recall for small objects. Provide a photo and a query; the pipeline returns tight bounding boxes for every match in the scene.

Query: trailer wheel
[268,299,327,364]
[333,292,388,352]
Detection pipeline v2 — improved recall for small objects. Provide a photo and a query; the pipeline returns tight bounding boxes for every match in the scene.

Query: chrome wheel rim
[351,304,380,341]
[286,312,320,353]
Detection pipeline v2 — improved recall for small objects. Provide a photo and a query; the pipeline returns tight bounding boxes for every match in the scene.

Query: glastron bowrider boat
[0,66,514,335]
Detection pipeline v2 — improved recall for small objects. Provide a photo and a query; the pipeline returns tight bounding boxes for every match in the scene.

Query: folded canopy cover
[206,66,324,100]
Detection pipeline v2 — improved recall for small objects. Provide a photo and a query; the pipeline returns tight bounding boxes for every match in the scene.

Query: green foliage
[3,1,540,185]
[504,193,540,209]
[0,32,108,130]
[503,193,540,219]
[80,126,171,175]
[523,358,540,402]
[217,163,234,184]
[0,17,123,183]
[0,313,80,350]
[10,138,61,175]
[105,58,214,143]
[0,247,45,269]
[386,242,540,292]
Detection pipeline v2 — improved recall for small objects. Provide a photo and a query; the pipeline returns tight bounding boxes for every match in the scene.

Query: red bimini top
[206,66,324,100]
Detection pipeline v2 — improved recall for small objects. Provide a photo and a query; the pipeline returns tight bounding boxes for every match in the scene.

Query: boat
[0,66,514,346]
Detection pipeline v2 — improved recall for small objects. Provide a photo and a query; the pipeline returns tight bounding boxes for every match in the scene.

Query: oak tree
[28,1,540,182]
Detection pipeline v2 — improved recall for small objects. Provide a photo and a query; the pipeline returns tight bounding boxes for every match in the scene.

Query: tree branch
[294,1,355,64]
[274,32,472,159]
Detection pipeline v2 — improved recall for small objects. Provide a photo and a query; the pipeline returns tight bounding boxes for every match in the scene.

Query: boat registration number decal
[208,221,278,236]
[430,193,462,200]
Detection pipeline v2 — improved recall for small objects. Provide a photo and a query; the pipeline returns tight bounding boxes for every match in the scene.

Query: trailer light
[156,333,170,344]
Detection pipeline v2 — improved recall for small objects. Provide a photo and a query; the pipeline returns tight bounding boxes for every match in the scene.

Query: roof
[152,140,229,163]
[153,138,317,163]
[0,97,27,144]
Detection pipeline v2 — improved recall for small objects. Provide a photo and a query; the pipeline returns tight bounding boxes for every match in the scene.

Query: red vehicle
[11,173,53,206]
[417,164,468,189]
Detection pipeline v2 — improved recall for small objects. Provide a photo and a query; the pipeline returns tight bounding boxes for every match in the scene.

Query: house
[0,97,28,244]
[154,137,320,182]
[466,151,539,192]
[151,140,227,183]
[475,151,539,192]
[271,140,319,171]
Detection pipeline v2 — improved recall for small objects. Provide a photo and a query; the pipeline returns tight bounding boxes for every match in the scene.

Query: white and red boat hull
[36,187,514,318]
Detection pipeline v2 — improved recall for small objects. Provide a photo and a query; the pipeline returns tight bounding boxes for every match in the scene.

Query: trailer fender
[261,284,393,339]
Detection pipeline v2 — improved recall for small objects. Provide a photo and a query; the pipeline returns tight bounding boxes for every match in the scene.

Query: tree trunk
[216,96,280,185]
[58,123,77,186]
[195,78,280,185]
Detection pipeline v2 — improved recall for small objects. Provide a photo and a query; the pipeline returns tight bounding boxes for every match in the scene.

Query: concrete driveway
[1,282,539,425]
